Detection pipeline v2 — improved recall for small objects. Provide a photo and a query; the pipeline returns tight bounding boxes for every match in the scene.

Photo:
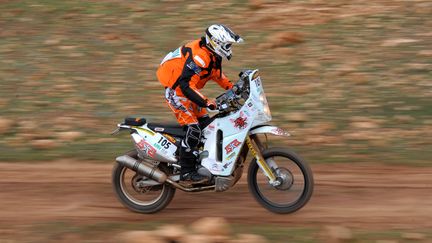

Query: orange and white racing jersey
[156,38,233,107]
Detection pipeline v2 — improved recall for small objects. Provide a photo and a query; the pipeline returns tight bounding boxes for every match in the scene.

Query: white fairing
[249,125,290,137]
[201,70,272,176]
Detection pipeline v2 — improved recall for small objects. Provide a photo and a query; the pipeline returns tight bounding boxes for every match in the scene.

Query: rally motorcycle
[111,69,314,214]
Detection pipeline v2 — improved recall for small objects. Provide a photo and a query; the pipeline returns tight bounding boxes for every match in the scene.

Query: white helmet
[205,24,243,60]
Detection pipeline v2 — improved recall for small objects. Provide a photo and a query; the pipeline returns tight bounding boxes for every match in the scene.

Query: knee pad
[183,124,201,149]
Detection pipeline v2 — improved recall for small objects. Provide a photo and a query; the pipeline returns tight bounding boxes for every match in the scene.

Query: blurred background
[1,0,431,242]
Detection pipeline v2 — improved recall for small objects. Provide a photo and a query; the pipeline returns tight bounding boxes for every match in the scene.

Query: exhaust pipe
[116,155,167,183]
[116,155,217,192]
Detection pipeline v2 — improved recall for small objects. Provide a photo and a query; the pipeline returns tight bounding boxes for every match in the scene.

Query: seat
[147,122,185,137]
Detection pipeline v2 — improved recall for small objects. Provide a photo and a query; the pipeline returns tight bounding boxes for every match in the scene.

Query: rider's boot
[179,146,209,187]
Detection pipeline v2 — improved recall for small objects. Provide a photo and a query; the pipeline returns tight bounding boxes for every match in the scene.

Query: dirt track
[1,161,431,230]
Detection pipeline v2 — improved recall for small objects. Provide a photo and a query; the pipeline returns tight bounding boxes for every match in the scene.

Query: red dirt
[0,161,431,231]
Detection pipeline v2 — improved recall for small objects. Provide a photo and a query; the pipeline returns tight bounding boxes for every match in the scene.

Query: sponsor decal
[186,61,202,75]
[271,127,287,136]
[157,137,172,149]
[225,152,236,161]
[137,140,156,157]
[208,124,215,131]
[155,127,164,132]
[136,139,145,149]
[153,143,162,150]
[203,130,211,136]
[225,139,241,154]
[253,77,262,87]
[212,164,222,172]
[230,111,248,130]
[223,161,233,169]
[247,102,256,112]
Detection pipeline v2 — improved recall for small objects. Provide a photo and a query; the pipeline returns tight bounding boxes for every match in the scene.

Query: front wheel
[112,150,176,214]
[247,147,314,214]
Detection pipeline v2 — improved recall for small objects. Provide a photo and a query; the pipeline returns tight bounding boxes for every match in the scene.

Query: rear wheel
[112,150,176,213]
[247,147,314,214]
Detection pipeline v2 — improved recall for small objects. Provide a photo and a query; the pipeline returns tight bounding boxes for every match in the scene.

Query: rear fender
[249,125,290,137]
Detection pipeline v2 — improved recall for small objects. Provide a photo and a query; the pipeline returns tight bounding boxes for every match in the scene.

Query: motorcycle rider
[157,24,243,185]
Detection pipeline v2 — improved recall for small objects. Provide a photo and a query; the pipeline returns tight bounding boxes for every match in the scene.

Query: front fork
[246,135,281,187]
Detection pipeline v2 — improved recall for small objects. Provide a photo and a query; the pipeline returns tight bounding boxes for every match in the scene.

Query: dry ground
[1,161,431,231]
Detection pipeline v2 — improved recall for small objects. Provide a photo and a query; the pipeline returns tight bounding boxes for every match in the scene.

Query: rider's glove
[206,100,218,111]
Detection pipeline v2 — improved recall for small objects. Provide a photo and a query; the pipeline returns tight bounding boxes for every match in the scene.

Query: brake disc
[274,168,294,190]
[131,174,150,193]
[131,173,163,193]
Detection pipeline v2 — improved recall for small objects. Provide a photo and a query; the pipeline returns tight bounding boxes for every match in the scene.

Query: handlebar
[214,70,254,113]
[215,89,236,111]
[215,81,248,112]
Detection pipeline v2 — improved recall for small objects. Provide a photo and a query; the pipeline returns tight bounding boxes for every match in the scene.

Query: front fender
[249,125,291,137]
